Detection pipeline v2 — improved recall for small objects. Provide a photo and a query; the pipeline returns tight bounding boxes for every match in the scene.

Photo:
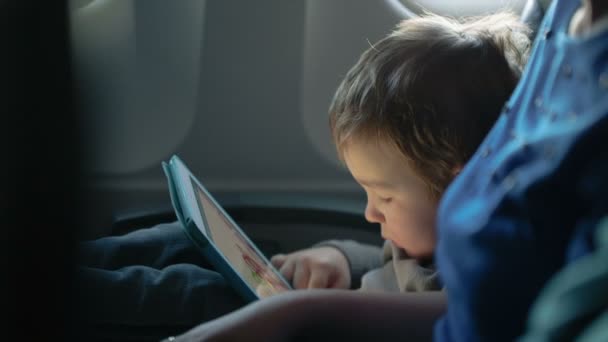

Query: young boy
[79,10,529,338]
[269,12,530,293]
[170,0,608,341]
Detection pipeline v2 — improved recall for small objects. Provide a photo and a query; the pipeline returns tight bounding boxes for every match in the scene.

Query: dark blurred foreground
[1,1,80,340]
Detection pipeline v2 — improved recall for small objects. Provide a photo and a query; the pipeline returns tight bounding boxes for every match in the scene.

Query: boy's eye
[379,196,392,203]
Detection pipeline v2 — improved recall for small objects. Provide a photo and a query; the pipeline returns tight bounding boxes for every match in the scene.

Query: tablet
[162,155,292,302]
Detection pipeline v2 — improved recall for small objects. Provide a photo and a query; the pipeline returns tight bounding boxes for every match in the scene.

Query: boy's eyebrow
[357,179,394,189]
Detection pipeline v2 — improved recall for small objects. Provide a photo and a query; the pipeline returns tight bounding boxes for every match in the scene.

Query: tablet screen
[190,177,291,297]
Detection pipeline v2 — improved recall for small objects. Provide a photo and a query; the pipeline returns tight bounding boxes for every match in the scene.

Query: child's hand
[270,247,351,289]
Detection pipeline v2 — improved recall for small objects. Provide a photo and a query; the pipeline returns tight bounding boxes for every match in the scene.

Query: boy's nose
[365,203,385,224]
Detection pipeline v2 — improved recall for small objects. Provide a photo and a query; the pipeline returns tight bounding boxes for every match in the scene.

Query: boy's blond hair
[330,12,530,198]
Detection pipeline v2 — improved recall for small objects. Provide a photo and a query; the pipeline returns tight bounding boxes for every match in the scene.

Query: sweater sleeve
[314,240,383,289]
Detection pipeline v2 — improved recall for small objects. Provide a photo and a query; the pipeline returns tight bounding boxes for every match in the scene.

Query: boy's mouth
[381,228,398,246]
[380,226,389,238]
[382,233,403,249]
[381,226,404,248]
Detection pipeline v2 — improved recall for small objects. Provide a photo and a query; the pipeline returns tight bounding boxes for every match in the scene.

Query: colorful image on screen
[191,178,290,297]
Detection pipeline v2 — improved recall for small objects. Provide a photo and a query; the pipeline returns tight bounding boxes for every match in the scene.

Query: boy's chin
[390,240,434,262]
[387,238,405,250]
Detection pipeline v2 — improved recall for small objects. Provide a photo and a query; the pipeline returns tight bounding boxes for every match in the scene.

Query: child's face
[343,138,438,259]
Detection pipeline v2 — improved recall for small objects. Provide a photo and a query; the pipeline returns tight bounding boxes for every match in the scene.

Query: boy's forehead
[343,137,405,164]
[343,138,413,184]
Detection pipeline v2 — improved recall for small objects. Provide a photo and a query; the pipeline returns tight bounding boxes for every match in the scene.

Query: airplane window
[69,0,205,174]
[301,1,408,172]
[394,0,528,16]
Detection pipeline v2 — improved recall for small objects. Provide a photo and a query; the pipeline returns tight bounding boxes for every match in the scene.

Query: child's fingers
[328,273,350,289]
[270,254,287,268]
[278,259,295,281]
[292,263,310,289]
[307,270,330,289]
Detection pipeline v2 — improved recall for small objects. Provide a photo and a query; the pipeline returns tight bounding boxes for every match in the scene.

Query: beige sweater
[318,240,441,292]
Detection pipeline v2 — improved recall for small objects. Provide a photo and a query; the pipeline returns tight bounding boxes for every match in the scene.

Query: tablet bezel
[165,155,293,301]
